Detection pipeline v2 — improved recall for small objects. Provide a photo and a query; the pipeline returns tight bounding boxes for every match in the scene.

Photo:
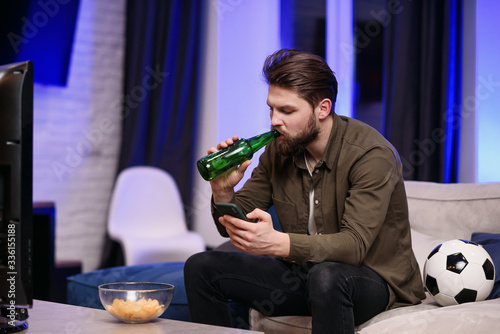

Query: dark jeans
[184,251,389,334]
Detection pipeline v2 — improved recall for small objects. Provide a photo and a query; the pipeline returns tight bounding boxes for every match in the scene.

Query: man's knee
[307,262,354,296]
[308,261,347,281]
[185,251,207,267]
[184,251,236,281]
[184,251,213,282]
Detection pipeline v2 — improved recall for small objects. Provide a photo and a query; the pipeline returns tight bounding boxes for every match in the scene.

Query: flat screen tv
[0,61,33,332]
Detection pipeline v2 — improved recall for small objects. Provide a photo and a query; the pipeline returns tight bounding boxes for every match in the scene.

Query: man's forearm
[273,232,291,258]
[212,189,235,204]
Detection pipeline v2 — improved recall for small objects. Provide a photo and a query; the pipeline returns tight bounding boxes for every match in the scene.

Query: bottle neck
[247,129,280,152]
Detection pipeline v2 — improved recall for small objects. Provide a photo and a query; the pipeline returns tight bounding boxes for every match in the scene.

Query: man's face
[267,84,320,157]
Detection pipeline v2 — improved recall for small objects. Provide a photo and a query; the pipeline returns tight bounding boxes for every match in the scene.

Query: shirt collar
[321,113,344,170]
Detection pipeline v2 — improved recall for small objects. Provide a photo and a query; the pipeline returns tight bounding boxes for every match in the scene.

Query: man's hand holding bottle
[207,135,251,203]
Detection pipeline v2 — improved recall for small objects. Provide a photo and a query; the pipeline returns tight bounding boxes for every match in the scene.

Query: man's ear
[317,98,332,119]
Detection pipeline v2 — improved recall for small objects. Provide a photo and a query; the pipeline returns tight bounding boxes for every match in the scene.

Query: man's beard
[272,114,320,158]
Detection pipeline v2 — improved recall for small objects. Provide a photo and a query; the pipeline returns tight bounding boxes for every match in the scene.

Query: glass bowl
[98,282,174,323]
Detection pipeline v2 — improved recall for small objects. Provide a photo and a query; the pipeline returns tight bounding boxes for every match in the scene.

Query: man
[184,49,425,333]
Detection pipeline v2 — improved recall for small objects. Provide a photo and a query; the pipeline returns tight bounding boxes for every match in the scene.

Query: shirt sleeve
[210,146,275,237]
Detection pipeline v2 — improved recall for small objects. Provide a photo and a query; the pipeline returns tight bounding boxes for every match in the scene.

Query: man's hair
[263,49,338,112]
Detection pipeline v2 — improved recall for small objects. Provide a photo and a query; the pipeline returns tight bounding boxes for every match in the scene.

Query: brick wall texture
[33,0,125,272]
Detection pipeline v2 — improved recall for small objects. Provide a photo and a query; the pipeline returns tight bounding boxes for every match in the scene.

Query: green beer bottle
[197,129,280,181]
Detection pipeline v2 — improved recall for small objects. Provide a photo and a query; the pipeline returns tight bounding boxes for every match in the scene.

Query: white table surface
[23,300,263,333]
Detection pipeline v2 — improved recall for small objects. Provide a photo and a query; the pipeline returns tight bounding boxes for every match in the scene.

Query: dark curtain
[382,0,462,182]
[100,0,204,268]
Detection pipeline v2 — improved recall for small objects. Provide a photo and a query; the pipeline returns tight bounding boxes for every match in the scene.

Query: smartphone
[215,202,255,222]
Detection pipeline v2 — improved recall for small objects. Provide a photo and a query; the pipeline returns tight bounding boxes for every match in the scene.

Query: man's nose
[270,112,282,127]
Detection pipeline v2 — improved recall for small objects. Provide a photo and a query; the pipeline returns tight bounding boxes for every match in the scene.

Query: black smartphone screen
[215,202,254,222]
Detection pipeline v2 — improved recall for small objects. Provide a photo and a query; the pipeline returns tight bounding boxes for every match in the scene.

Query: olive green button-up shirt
[212,113,426,309]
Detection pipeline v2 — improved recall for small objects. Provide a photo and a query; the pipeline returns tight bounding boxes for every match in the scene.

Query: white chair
[107,166,206,266]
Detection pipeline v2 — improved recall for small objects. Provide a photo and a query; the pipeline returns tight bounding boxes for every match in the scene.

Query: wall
[33,0,125,272]
[475,0,500,183]
[326,0,354,117]
[191,0,281,248]
[460,0,477,183]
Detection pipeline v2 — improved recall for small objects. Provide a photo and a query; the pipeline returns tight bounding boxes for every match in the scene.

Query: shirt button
[314,169,319,174]
[314,199,319,205]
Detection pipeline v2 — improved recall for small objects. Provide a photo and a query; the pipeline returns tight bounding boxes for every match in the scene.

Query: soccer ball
[423,239,495,306]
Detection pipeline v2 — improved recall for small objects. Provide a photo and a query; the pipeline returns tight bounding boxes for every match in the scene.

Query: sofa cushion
[249,295,440,333]
[471,232,500,299]
[357,298,500,334]
[410,229,446,278]
[405,181,500,240]
[67,262,189,321]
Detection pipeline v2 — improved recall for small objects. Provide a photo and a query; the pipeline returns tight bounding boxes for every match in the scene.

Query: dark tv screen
[0,60,33,332]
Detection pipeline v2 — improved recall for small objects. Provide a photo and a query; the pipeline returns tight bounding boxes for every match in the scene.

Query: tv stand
[0,306,28,333]
[32,202,82,303]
